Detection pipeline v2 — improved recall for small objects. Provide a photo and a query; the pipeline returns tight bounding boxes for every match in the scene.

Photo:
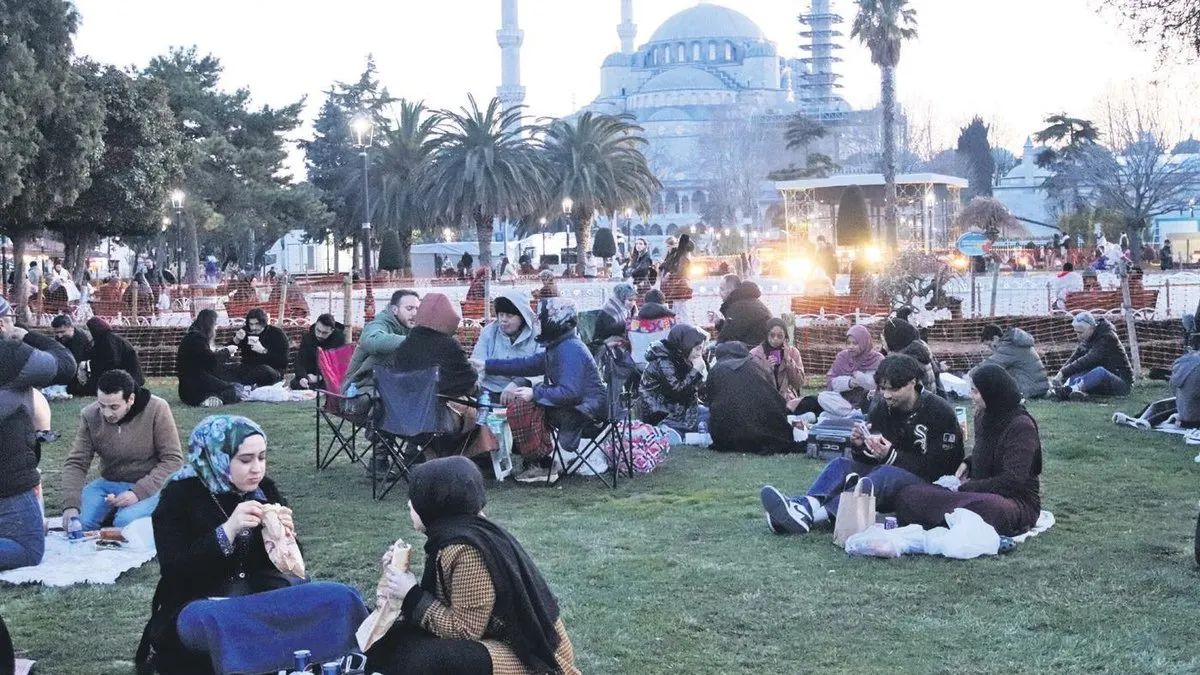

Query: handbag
[833,477,876,548]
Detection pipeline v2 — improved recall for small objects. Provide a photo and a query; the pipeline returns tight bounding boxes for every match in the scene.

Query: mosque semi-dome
[640,67,728,93]
[648,3,767,43]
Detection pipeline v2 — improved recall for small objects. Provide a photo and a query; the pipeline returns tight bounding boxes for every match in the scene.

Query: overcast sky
[73,0,1199,162]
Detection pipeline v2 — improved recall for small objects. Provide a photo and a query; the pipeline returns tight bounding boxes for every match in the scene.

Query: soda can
[884,516,897,530]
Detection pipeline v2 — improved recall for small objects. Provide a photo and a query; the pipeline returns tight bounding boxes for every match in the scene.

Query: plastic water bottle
[290,650,312,674]
[697,419,708,434]
[477,392,491,427]
[345,382,358,399]
[67,516,84,544]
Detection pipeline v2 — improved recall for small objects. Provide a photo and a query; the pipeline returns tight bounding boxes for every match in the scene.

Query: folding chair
[314,344,371,470]
[370,366,475,500]
[549,345,632,488]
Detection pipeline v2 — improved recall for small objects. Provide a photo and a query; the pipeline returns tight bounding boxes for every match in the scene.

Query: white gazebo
[775,173,968,252]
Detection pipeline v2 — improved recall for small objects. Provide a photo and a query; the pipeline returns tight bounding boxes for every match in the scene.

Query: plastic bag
[844,524,928,558]
[924,508,1001,559]
[245,383,290,402]
[933,474,962,490]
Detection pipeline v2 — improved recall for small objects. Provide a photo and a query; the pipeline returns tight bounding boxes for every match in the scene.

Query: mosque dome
[647,3,767,44]
[640,67,727,92]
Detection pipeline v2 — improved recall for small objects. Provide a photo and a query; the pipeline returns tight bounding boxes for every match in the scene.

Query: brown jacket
[61,390,184,510]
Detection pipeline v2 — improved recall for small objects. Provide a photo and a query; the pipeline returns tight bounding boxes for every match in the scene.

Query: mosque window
[677,44,686,62]
[725,42,734,61]
[709,42,717,60]
[692,43,701,61]
[663,46,670,64]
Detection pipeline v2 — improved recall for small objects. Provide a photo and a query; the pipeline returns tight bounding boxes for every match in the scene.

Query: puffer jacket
[1170,351,1200,425]
[470,290,540,393]
[638,342,703,431]
[1060,319,1133,383]
[978,328,1050,398]
[486,329,607,419]
[715,282,773,346]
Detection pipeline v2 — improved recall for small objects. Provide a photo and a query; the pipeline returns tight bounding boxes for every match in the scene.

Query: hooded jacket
[0,331,76,498]
[978,328,1050,398]
[291,321,347,388]
[1060,318,1133,383]
[638,325,705,431]
[61,389,184,510]
[703,342,795,454]
[84,319,145,394]
[1170,351,1200,425]
[486,329,607,419]
[393,294,476,398]
[471,290,539,393]
[715,282,774,346]
[343,306,411,395]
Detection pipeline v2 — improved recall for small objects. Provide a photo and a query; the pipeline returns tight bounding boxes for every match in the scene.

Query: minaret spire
[497,0,525,112]
[618,0,637,54]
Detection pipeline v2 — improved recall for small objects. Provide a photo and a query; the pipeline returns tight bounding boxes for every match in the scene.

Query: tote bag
[833,477,876,548]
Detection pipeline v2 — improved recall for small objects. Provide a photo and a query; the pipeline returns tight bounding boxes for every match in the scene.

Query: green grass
[4,380,1200,674]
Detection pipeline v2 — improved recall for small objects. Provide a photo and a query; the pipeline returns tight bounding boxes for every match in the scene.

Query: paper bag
[261,504,306,578]
[356,539,413,651]
[833,477,876,547]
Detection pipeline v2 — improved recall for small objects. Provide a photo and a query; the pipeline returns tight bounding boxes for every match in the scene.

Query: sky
[72,0,1200,164]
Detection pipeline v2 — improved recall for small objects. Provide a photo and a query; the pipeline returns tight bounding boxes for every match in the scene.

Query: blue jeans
[0,488,44,571]
[1068,367,1131,397]
[79,479,161,530]
[799,457,925,514]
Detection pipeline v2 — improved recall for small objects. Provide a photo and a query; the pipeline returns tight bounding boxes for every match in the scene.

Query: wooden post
[988,259,1000,317]
[342,274,354,341]
[277,275,288,325]
[1165,279,1171,316]
[1120,268,1143,380]
[131,279,138,321]
[1046,282,1052,314]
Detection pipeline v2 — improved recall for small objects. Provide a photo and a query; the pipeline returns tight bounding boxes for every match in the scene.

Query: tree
[785,114,828,152]
[540,111,660,275]
[46,62,185,278]
[956,117,995,198]
[372,100,441,276]
[422,96,542,310]
[1033,113,1101,216]
[992,147,1018,186]
[957,196,1018,241]
[699,112,779,238]
[1101,0,1200,61]
[836,185,872,247]
[851,0,919,248]
[377,229,402,272]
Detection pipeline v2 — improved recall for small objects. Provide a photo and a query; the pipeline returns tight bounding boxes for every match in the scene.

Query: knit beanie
[1072,311,1097,328]
[414,293,461,335]
[882,317,919,352]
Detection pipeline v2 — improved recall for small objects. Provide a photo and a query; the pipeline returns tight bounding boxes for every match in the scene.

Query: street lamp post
[624,207,634,244]
[351,115,375,321]
[539,217,547,265]
[170,190,185,284]
[561,198,573,268]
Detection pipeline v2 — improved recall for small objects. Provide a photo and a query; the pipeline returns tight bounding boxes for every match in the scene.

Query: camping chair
[314,344,371,470]
[545,345,632,488]
[627,318,674,367]
[370,366,475,500]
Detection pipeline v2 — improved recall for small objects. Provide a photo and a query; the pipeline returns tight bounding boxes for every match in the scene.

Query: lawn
[3,380,1199,674]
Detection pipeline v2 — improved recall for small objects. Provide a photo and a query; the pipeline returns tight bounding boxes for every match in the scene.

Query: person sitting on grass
[137,415,367,675]
[638,324,708,437]
[79,317,144,396]
[760,354,964,534]
[705,341,796,455]
[470,290,539,397]
[715,279,773,347]
[792,325,883,418]
[636,289,675,322]
[749,318,805,404]
[895,364,1043,536]
[230,308,289,387]
[976,324,1050,399]
[176,309,242,408]
[290,313,346,390]
[475,298,607,484]
[365,456,580,675]
[60,369,183,531]
[1051,311,1133,400]
[882,315,945,398]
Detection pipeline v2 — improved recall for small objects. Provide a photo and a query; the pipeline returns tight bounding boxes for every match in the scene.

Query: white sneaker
[514,464,560,484]
[201,396,224,408]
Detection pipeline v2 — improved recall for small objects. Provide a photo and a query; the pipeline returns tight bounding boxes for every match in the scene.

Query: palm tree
[422,95,542,307]
[373,99,441,277]
[851,0,918,248]
[539,112,660,275]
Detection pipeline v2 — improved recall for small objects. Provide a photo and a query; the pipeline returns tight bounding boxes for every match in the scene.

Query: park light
[161,217,170,232]
[443,227,454,242]
[863,245,883,264]
[539,217,547,226]
[950,255,968,271]
[784,257,812,280]
[687,262,706,279]
[170,190,185,209]
[625,207,633,218]
[350,115,374,148]
[690,225,697,234]
[561,197,573,215]
[723,227,731,236]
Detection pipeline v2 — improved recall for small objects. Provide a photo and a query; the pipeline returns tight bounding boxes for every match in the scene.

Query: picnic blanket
[0,518,156,587]
[245,382,317,403]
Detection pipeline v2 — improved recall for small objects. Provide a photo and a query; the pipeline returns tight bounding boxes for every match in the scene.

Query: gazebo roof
[775,173,968,191]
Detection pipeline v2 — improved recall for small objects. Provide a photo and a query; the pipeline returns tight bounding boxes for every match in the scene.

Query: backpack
[604,420,671,476]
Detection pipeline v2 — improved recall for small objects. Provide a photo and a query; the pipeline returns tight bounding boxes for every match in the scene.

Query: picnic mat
[0,518,156,587]
[1013,509,1055,543]
[245,382,317,403]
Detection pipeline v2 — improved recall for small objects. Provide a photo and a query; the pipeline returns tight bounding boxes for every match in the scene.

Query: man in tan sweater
[60,370,183,530]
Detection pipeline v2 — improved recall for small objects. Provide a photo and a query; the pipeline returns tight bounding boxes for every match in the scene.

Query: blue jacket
[486,329,607,419]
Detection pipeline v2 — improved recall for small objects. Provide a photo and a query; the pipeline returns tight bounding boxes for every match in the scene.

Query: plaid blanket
[505,398,555,459]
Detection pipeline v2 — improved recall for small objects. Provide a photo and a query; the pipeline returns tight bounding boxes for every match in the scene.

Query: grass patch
[3,380,1199,673]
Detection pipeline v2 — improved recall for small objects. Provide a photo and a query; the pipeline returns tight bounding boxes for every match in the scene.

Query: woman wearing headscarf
[638,324,707,433]
[704,342,797,454]
[894,364,1044,536]
[749,318,805,403]
[137,416,366,675]
[882,316,945,398]
[176,310,242,408]
[593,283,636,349]
[366,457,579,674]
[794,325,885,417]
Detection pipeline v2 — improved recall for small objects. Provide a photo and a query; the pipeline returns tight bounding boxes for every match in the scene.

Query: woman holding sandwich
[366,456,580,675]
[136,415,366,675]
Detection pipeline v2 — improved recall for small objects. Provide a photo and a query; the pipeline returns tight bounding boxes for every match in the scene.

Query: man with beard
[760,354,964,534]
[290,313,346,390]
[713,276,773,346]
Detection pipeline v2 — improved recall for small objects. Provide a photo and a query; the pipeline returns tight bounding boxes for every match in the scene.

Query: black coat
[593,310,627,346]
[176,332,238,406]
[392,326,478,398]
[140,477,292,675]
[1060,319,1133,383]
[291,323,346,388]
[716,284,773,346]
[704,343,794,454]
[57,328,93,363]
[624,250,657,285]
[236,324,290,374]
[0,332,75,498]
[638,342,703,431]
[85,330,144,394]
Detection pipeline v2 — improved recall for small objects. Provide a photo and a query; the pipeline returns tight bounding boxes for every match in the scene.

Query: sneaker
[515,464,560,484]
[201,396,224,408]
[1054,385,1073,402]
[759,486,812,535]
[765,512,787,535]
[1068,387,1088,402]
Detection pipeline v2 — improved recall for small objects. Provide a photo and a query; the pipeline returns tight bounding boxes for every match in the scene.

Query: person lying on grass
[760,354,965,534]
[138,415,366,675]
[895,364,1044,537]
[366,456,581,675]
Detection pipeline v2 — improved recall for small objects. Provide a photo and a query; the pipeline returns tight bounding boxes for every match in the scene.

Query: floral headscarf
[171,415,267,494]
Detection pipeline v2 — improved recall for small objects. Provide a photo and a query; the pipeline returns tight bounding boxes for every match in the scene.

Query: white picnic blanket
[1012,509,1056,543]
[244,382,317,403]
[0,518,156,587]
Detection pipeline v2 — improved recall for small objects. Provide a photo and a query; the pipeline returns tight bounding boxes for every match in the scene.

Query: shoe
[1068,388,1088,402]
[515,464,560,484]
[1186,429,1200,446]
[759,486,812,535]
[201,396,224,408]
[766,512,787,535]
[1054,385,1073,402]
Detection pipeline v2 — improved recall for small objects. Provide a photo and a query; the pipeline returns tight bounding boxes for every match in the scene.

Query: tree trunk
[62,229,91,283]
[575,207,593,277]
[12,238,27,318]
[399,229,413,278]
[1126,216,1144,265]
[880,65,899,249]
[475,210,493,321]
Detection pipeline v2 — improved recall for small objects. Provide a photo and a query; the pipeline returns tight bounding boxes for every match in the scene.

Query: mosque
[496,0,875,236]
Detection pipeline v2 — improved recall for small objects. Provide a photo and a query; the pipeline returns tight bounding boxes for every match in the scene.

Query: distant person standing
[1160,239,1174,271]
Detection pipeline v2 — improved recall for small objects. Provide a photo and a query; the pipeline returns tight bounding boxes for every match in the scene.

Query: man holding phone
[761,354,964,534]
